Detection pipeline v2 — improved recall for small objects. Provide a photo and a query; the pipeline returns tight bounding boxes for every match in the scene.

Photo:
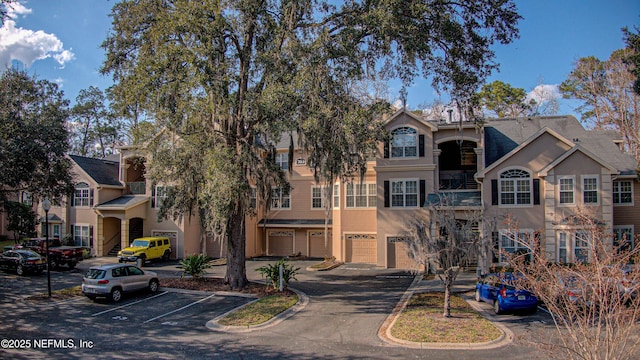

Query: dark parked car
[475,272,539,314]
[82,263,159,302]
[0,249,46,275]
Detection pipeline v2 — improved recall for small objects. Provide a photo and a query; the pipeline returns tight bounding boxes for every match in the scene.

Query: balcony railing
[126,181,146,195]
[439,171,477,190]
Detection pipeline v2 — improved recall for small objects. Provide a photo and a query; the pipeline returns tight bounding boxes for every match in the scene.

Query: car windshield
[18,250,40,258]
[85,269,106,279]
[130,240,149,247]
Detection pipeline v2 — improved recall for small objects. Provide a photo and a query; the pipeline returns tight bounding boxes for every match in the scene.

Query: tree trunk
[443,275,452,318]
[224,206,247,290]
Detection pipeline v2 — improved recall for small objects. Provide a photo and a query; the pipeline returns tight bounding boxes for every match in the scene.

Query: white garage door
[345,234,377,264]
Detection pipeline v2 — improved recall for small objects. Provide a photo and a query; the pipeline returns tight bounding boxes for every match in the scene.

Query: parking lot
[0,257,558,359]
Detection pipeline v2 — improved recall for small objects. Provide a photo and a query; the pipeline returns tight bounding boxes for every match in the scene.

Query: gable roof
[538,145,618,177]
[482,115,637,176]
[69,155,122,186]
[384,108,438,131]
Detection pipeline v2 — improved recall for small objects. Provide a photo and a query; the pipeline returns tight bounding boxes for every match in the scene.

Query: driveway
[0,257,554,359]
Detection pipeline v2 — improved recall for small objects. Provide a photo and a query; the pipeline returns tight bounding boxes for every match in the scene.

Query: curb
[205,286,309,333]
[377,274,514,350]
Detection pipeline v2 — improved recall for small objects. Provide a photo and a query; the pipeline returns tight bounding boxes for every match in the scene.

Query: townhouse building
[12,109,638,271]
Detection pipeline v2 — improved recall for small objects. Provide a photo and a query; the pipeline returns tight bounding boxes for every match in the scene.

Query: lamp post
[42,197,51,297]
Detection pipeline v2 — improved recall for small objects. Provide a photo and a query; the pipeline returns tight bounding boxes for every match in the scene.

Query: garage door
[309,231,332,258]
[345,234,377,264]
[387,237,419,270]
[267,230,294,256]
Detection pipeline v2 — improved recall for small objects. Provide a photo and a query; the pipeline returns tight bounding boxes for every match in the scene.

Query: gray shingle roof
[69,155,121,186]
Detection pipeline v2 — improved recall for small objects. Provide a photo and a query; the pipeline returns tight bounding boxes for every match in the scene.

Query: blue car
[475,273,538,314]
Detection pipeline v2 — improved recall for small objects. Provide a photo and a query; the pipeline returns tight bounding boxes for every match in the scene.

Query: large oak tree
[101,0,520,289]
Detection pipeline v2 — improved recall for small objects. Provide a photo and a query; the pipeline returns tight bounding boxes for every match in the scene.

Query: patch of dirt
[160,277,293,297]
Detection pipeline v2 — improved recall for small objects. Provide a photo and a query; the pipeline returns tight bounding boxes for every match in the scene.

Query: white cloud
[0,2,75,68]
[526,84,560,103]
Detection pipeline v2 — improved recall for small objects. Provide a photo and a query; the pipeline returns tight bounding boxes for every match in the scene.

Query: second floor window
[346,183,377,208]
[21,191,32,205]
[582,176,598,204]
[311,186,324,209]
[499,169,531,206]
[74,183,90,207]
[559,177,575,204]
[154,186,169,208]
[272,187,290,209]
[391,180,418,207]
[275,153,288,170]
[390,127,417,158]
[613,180,633,204]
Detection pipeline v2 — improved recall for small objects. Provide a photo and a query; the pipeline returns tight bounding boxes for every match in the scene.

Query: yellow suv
[117,236,172,265]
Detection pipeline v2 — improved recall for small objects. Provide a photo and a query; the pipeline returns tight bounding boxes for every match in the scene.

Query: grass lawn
[391,292,502,343]
[218,293,298,326]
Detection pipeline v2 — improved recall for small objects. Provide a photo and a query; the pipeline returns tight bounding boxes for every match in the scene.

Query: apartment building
[16,109,638,270]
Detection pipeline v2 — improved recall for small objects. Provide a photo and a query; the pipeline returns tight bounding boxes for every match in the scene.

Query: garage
[267,230,294,256]
[309,231,332,258]
[387,237,419,270]
[345,234,377,264]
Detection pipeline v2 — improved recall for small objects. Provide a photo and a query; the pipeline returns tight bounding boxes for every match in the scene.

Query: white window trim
[556,230,591,263]
[311,186,325,210]
[271,187,291,210]
[558,175,576,206]
[390,126,419,159]
[275,153,289,170]
[345,182,377,209]
[74,183,90,207]
[333,183,340,209]
[613,180,634,206]
[498,168,533,208]
[154,185,169,208]
[581,175,599,205]
[390,178,419,208]
[73,224,91,247]
[498,229,533,263]
[613,225,635,250]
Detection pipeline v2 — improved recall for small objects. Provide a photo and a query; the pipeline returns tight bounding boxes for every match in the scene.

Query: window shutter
[383,140,389,158]
[384,181,390,207]
[491,180,498,205]
[70,191,75,207]
[89,225,94,247]
[418,135,425,157]
[492,231,499,263]
[419,180,426,207]
[151,186,156,208]
[533,179,540,205]
[70,226,74,242]
[90,189,94,206]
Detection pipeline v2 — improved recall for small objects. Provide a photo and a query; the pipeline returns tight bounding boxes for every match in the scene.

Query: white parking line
[91,291,169,317]
[143,293,216,323]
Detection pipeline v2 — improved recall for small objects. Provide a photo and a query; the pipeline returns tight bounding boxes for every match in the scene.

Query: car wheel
[16,265,24,276]
[149,279,159,293]
[110,288,123,302]
[475,289,481,302]
[494,300,503,315]
[162,250,170,261]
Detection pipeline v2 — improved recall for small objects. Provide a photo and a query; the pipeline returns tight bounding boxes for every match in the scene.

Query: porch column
[96,216,104,256]
[121,219,130,250]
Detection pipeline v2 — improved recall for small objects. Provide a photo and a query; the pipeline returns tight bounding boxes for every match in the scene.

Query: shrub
[178,253,213,279]
[257,258,300,290]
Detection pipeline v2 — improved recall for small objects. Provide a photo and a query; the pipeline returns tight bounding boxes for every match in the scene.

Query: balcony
[126,181,146,195]
[439,171,477,190]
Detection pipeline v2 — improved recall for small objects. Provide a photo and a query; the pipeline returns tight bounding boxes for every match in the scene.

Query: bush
[178,254,213,279]
[257,258,300,291]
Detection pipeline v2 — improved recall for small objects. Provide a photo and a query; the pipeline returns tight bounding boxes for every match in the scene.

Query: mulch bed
[160,277,293,297]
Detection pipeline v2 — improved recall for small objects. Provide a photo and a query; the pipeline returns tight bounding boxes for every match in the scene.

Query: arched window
[74,182,90,207]
[499,169,531,205]
[390,127,417,158]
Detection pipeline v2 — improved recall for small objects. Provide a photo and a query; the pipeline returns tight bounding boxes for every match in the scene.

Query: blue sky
[1,0,639,118]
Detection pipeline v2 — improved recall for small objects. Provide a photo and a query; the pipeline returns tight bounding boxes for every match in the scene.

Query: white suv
[82,263,159,302]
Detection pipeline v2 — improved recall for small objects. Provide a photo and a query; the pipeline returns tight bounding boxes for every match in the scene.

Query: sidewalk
[411,270,479,294]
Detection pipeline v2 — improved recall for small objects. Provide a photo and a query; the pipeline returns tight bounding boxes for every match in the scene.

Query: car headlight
[117,251,122,256]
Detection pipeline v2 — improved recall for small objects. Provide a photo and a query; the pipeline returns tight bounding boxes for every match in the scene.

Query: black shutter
[419,180,426,207]
[89,225,94,248]
[384,140,389,158]
[492,232,500,263]
[70,226,74,245]
[419,134,425,157]
[90,189,94,206]
[491,180,498,205]
[70,191,75,207]
[533,179,540,205]
[384,181,390,207]
[151,186,156,208]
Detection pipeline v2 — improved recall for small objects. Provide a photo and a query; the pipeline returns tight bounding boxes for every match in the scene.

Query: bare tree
[402,194,484,317]
[503,209,640,360]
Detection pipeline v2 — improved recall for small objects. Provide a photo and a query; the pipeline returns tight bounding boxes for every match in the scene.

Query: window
[154,185,169,208]
[558,232,568,263]
[275,153,288,170]
[271,187,290,209]
[559,176,575,205]
[21,191,32,205]
[333,184,340,209]
[574,231,589,263]
[556,230,591,263]
[52,224,60,239]
[74,183,90,207]
[250,187,257,209]
[614,226,634,251]
[613,180,633,205]
[582,176,598,204]
[311,186,324,209]
[346,183,377,208]
[499,169,531,206]
[390,127,417,158]
[73,225,91,247]
[391,180,418,207]
[499,230,531,263]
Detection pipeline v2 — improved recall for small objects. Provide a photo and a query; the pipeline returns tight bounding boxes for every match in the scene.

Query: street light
[42,197,52,298]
